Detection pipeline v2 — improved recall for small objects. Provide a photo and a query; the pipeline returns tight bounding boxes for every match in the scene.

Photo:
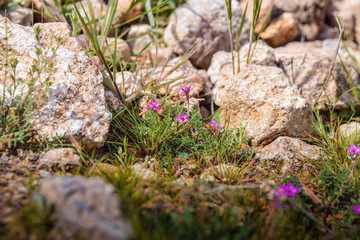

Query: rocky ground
[1,0,360,239]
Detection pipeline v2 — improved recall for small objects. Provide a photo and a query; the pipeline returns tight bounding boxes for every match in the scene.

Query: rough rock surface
[0,17,112,148]
[39,177,132,240]
[127,24,153,55]
[208,41,276,86]
[332,0,360,43]
[260,13,298,47]
[149,57,209,99]
[214,65,316,147]
[164,0,250,69]
[273,0,330,40]
[274,41,360,111]
[0,5,32,26]
[339,122,360,138]
[256,136,322,173]
[38,148,80,170]
[104,71,141,110]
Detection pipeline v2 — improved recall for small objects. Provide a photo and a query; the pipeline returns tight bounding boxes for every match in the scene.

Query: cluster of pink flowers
[210,119,222,132]
[274,183,300,200]
[147,99,161,112]
[347,144,360,155]
[175,113,189,124]
[178,85,191,95]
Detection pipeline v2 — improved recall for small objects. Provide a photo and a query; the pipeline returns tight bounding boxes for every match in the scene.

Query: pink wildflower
[210,119,222,132]
[274,183,300,200]
[147,99,161,112]
[175,113,188,124]
[353,206,360,214]
[178,85,191,95]
[347,144,360,155]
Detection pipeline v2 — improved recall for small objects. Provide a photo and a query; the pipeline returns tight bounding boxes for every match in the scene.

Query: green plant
[0,19,58,149]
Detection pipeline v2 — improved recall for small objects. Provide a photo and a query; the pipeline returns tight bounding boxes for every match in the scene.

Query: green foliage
[0,19,58,149]
[4,194,53,240]
[110,100,253,172]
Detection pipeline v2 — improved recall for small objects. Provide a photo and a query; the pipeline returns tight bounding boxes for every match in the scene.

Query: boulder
[38,148,80,170]
[39,177,132,240]
[273,0,330,40]
[274,41,360,111]
[208,41,276,85]
[0,17,112,148]
[256,136,322,173]
[164,0,250,69]
[214,65,316,147]
[260,13,298,47]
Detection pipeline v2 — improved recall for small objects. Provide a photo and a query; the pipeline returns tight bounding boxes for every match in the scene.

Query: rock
[317,24,339,40]
[149,46,174,66]
[339,121,360,138]
[240,0,273,34]
[113,0,143,22]
[0,17,112,149]
[104,71,140,109]
[0,5,32,26]
[104,38,131,59]
[39,177,132,240]
[127,24,153,55]
[149,57,209,99]
[115,71,141,97]
[256,136,322,173]
[131,163,156,180]
[164,0,250,69]
[274,41,360,111]
[214,65,316,147]
[260,13,298,47]
[38,148,80,170]
[88,163,118,176]
[208,41,276,85]
[273,0,330,40]
[75,0,107,23]
[332,0,360,43]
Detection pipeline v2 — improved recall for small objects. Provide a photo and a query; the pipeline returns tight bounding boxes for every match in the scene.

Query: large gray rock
[164,0,250,69]
[274,41,360,111]
[273,0,330,40]
[0,17,112,149]
[214,65,316,147]
[39,177,132,240]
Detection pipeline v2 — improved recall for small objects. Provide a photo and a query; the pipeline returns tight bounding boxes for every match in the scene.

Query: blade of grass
[236,2,248,73]
[248,3,273,64]
[224,0,235,75]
